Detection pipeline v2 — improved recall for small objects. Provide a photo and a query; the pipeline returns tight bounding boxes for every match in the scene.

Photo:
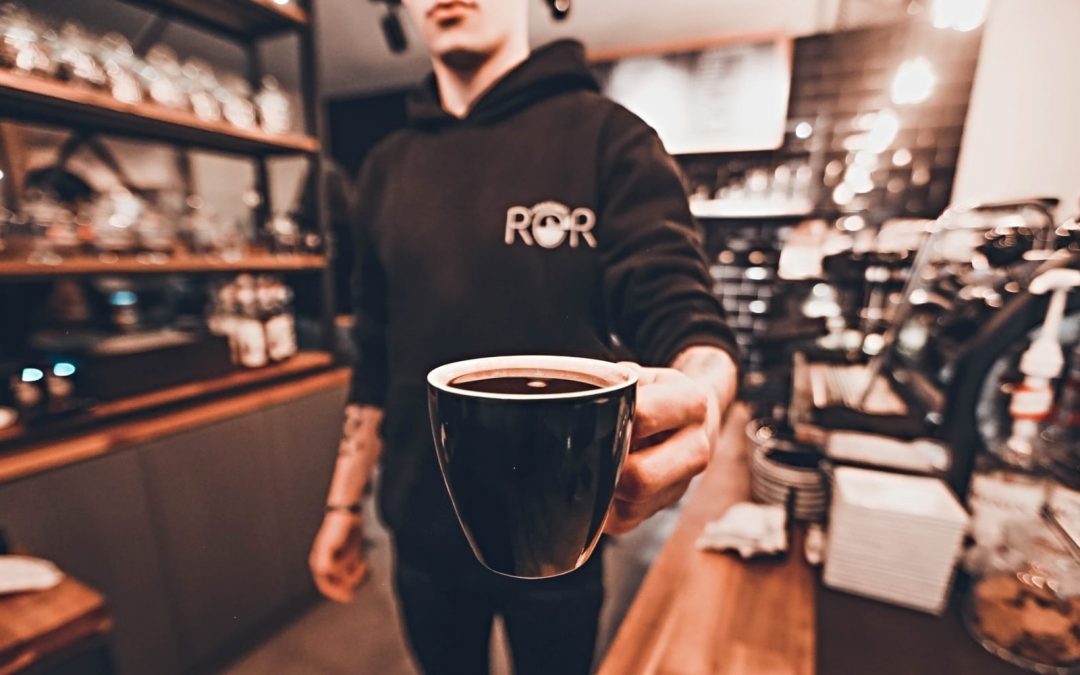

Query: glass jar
[216,74,257,131]
[254,75,292,135]
[964,513,1080,673]
[87,189,142,254]
[0,3,54,77]
[182,58,222,122]
[97,33,143,104]
[143,44,188,110]
[49,22,107,89]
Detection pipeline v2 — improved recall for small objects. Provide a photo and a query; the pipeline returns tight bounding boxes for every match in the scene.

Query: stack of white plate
[746,420,828,522]
[824,466,970,615]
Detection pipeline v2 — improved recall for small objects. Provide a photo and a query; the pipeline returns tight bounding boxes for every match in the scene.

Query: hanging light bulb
[930,0,989,32]
[891,57,936,105]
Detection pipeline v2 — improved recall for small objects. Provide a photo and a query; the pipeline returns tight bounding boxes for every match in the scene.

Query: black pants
[393,544,605,675]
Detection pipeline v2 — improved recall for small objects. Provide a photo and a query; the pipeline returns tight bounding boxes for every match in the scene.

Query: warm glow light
[931,0,988,31]
[854,150,878,167]
[839,215,866,232]
[866,109,900,152]
[891,57,936,105]
[795,122,813,139]
[863,333,885,355]
[843,165,875,194]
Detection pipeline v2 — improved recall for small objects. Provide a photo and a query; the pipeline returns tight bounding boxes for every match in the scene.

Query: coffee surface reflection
[449,374,602,395]
[428,357,636,579]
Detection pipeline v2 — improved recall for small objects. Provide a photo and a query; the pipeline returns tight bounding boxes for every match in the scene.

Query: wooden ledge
[0,577,111,675]
[598,405,816,675]
[0,367,350,486]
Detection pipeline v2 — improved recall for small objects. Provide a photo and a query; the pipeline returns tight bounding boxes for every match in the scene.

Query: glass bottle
[234,274,267,368]
[208,281,241,365]
[263,276,297,362]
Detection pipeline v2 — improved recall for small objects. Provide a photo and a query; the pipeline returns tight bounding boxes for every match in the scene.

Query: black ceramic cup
[427,355,637,579]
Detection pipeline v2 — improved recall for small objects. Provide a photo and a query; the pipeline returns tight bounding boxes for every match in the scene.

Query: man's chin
[437,46,493,72]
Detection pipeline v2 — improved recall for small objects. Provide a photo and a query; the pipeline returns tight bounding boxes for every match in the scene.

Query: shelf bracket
[132,12,172,56]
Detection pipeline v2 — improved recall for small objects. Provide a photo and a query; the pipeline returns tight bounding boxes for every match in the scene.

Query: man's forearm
[671,345,739,439]
[325,404,385,506]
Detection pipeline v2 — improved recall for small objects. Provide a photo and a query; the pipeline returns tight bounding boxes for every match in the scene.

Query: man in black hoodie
[310,1,739,673]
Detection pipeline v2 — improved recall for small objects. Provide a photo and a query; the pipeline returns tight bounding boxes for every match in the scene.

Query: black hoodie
[348,40,738,556]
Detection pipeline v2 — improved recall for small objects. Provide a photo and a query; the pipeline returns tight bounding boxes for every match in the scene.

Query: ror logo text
[504,201,597,249]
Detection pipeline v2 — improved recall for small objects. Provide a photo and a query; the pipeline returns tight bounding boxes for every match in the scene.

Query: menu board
[594,37,792,155]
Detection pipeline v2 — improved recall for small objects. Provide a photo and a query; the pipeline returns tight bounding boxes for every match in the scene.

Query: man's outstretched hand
[604,349,737,536]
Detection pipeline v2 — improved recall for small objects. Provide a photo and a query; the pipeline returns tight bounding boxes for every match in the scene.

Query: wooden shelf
[0,71,319,155]
[0,253,328,279]
[0,351,336,452]
[120,0,308,37]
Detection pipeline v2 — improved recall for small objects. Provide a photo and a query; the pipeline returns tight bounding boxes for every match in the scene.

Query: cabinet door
[266,385,348,602]
[0,452,182,675]
[139,413,287,671]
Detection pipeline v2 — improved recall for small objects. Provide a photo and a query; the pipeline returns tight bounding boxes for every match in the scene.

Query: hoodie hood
[406,40,599,128]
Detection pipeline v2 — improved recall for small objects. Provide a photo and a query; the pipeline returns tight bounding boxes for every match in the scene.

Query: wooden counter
[0,367,350,674]
[599,405,816,675]
[0,577,112,674]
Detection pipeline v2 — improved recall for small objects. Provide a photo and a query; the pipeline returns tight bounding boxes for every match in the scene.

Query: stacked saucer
[746,419,829,522]
[824,466,970,615]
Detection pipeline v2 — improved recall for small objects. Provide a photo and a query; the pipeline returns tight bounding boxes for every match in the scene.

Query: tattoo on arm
[337,404,383,459]
[338,407,365,456]
[324,404,385,509]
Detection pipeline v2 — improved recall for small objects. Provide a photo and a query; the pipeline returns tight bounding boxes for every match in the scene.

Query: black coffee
[430,366,635,577]
[450,375,602,395]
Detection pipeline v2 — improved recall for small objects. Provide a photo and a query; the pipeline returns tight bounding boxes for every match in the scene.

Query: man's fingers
[632,379,709,440]
[314,572,354,603]
[615,425,711,504]
[309,549,334,585]
[604,479,691,535]
[612,478,692,522]
[339,557,370,588]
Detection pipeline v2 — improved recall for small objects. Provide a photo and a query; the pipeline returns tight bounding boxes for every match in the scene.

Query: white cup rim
[427,355,638,401]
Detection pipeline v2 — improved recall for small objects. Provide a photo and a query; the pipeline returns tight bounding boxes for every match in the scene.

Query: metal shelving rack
[0,0,332,297]
[0,0,337,445]
[0,0,331,275]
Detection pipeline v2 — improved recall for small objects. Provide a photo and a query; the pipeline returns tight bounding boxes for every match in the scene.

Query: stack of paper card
[824,466,970,615]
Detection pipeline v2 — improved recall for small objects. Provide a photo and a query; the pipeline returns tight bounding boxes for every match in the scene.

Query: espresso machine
[787,199,1080,492]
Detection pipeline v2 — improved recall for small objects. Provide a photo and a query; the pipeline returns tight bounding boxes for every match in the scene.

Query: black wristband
[324,502,362,515]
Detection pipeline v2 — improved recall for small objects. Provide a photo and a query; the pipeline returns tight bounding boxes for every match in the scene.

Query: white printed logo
[504,201,597,249]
